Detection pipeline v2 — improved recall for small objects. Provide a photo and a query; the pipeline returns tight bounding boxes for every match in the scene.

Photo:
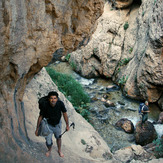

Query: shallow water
[49,62,162,151]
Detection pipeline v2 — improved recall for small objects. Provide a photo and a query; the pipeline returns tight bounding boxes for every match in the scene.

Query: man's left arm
[63,112,69,131]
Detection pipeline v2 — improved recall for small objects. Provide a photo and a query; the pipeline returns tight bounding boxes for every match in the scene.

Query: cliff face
[0,0,104,161]
[69,0,163,105]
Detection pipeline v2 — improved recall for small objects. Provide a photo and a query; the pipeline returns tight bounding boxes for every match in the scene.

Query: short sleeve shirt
[40,100,67,126]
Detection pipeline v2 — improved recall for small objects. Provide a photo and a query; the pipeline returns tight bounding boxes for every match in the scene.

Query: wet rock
[98,86,105,91]
[135,121,157,146]
[118,101,125,105]
[106,85,120,92]
[158,95,163,110]
[74,73,95,86]
[89,107,99,113]
[103,94,109,99]
[157,112,163,124]
[128,135,135,142]
[126,108,137,112]
[91,96,98,102]
[101,97,107,102]
[104,100,115,107]
[115,118,134,134]
[98,115,110,123]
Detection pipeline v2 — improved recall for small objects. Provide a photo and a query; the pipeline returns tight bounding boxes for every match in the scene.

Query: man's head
[48,91,58,107]
[145,101,149,106]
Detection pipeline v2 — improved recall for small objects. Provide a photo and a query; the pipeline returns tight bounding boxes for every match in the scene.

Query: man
[141,101,150,125]
[35,91,69,157]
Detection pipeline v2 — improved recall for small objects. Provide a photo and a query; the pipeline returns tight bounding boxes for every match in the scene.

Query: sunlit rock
[115,118,134,133]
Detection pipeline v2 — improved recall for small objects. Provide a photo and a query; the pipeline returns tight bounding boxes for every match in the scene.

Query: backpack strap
[141,105,145,112]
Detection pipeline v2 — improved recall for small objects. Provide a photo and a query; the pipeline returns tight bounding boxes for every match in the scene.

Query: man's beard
[50,101,56,106]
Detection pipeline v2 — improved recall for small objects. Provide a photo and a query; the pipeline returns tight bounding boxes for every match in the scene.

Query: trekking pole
[59,122,75,138]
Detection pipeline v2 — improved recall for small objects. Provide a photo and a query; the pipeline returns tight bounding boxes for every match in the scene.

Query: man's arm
[63,112,69,131]
[143,110,150,113]
[35,115,43,136]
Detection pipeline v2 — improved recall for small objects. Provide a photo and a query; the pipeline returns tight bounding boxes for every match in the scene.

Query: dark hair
[48,91,58,98]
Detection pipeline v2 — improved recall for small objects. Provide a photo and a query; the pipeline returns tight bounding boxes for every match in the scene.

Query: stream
[49,61,163,152]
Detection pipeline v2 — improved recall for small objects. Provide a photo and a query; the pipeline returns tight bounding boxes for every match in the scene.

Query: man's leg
[56,138,64,157]
[141,114,145,126]
[46,145,52,157]
[45,133,53,157]
[144,114,148,123]
[54,121,63,157]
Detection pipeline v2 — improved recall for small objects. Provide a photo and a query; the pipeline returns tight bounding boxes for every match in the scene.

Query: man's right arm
[35,115,43,136]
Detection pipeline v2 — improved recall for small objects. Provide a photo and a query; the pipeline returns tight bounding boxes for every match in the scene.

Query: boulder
[106,85,120,92]
[158,94,163,110]
[157,112,163,124]
[111,0,134,9]
[104,100,115,107]
[115,118,134,133]
[135,121,157,146]
[113,144,156,163]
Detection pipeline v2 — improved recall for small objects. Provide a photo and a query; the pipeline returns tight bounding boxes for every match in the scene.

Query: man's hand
[66,125,70,131]
[35,115,43,137]
[35,128,39,136]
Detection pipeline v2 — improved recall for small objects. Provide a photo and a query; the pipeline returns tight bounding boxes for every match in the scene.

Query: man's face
[49,95,58,107]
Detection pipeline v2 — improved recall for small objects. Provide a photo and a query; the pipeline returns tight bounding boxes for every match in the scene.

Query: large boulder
[115,118,134,134]
[113,144,154,163]
[135,121,157,146]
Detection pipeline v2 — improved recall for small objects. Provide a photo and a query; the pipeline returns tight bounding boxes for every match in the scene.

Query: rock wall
[0,0,104,162]
[69,0,163,105]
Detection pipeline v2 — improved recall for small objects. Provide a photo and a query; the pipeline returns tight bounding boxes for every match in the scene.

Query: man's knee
[45,134,53,147]
[46,141,53,148]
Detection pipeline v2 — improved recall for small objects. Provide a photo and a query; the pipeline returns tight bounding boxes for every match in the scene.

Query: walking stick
[59,122,75,138]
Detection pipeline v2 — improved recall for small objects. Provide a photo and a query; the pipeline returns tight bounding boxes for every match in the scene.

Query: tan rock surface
[69,1,163,104]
